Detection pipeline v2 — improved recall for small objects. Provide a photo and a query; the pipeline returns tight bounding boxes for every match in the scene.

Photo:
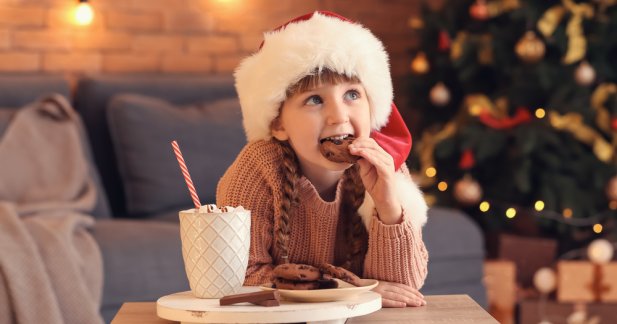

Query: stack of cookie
[271,263,362,290]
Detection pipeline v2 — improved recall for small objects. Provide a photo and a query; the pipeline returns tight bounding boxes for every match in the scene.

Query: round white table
[156,288,381,324]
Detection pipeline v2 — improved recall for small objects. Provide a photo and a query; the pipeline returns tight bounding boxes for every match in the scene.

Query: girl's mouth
[319,134,353,144]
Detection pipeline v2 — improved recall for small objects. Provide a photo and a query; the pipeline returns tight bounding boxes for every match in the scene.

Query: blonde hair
[274,69,368,275]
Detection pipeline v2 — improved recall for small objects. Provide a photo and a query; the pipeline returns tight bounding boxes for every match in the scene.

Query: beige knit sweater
[217,140,428,289]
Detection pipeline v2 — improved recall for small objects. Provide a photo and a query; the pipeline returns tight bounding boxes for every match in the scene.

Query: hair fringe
[286,68,360,98]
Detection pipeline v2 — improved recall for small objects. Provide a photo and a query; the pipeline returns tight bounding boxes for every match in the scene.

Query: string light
[593,224,603,234]
[437,181,448,191]
[425,167,437,178]
[535,108,546,119]
[483,198,614,228]
[506,208,517,218]
[479,201,490,212]
[74,0,94,26]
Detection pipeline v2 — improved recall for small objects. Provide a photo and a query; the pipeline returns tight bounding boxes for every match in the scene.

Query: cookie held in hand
[319,135,360,164]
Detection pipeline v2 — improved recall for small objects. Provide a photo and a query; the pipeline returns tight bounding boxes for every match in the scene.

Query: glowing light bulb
[535,108,546,119]
[563,208,573,218]
[506,208,516,218]
[437,181,448,191]
[75,1,94,26]
[593,224,603,234]
[479,201,490,212]
[534,200,545,211]
[425,167,437,178]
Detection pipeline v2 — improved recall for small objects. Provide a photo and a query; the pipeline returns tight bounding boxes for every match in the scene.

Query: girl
[217,11,428,308]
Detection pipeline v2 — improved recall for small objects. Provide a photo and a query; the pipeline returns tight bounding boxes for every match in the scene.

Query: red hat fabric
[371,104,412,170]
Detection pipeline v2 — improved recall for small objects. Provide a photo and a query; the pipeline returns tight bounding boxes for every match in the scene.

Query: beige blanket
[0,95,103,324]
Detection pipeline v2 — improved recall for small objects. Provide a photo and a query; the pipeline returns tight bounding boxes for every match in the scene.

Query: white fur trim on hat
[358,171,428,231]
[234,11,393,142]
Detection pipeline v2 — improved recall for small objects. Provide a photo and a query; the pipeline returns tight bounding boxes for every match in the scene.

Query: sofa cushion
[74,75,237,217]
[107,94,245,216]
[91,219,188,323]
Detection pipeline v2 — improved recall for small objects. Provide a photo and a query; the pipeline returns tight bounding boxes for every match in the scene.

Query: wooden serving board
[156,287,381,324]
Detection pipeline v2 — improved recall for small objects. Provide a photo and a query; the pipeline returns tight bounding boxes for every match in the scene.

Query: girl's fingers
[381,290,424,307]
[386,281,425,300]
[349,146,393,171]
[374,282,426,308]
[381,298,406,308]
[383,286,425,306]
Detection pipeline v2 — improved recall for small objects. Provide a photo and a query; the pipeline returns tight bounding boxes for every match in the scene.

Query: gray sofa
[0,74,486,323]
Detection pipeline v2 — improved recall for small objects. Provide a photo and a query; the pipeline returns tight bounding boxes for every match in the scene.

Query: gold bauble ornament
[408,16,424,29]
[515,31,546,64]
[575,61,596,86]
[430,82,451,106]
[410,52,430,74]
[454,175,483,206]
[606,176,617,201]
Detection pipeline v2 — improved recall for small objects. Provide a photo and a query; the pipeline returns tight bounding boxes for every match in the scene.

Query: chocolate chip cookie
[319,135,360,164]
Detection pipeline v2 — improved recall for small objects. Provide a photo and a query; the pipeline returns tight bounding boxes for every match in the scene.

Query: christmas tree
[407,0,617,249]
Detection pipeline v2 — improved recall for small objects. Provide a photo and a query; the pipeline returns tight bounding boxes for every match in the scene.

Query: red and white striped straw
[171,140,201,210]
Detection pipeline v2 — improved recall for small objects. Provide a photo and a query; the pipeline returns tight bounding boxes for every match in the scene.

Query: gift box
[498,234,557,288]
[484,260,516,324]
[557,261,617,303]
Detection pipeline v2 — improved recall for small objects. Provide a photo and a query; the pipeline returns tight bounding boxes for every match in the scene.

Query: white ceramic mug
[178,207,251,298]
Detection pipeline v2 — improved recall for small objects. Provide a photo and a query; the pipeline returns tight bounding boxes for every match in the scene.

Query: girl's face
[271,80,371,174]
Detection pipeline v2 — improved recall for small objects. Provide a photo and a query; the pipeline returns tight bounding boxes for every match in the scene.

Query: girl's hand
[372,280,426,307]
[348,137,402,224]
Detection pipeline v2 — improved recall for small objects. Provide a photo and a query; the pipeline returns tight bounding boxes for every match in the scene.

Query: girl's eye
[344,90,360,101]
[305,95,323,106]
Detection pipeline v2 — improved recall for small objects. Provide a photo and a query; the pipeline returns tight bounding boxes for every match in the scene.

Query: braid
[276,140,299,264]
[340,164,368,275]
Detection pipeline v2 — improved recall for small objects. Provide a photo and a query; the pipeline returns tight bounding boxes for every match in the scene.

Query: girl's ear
[270,117,289,141]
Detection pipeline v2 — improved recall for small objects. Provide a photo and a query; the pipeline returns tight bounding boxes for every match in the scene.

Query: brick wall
[0,0,420,101]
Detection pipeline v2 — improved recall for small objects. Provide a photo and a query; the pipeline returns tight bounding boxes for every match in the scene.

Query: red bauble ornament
[459,149,476,170]
[438,30,451,51]
[469,0,489,20]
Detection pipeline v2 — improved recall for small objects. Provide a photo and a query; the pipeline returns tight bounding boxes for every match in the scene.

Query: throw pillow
[107,94,246,216]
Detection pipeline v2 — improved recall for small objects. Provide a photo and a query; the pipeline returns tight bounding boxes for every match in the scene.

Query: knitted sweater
[216,140,428,289]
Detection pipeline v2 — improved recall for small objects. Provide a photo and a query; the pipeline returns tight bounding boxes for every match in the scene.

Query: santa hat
[234,10,412,170]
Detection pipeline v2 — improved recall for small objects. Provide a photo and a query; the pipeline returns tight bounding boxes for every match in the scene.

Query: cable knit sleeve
[216,141,278,286]
[360,164,429,289]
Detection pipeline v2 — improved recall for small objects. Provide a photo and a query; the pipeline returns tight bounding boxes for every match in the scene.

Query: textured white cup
[179,208,251,298]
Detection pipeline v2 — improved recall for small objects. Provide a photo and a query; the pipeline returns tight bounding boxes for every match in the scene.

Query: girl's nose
[325,100,349,125]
